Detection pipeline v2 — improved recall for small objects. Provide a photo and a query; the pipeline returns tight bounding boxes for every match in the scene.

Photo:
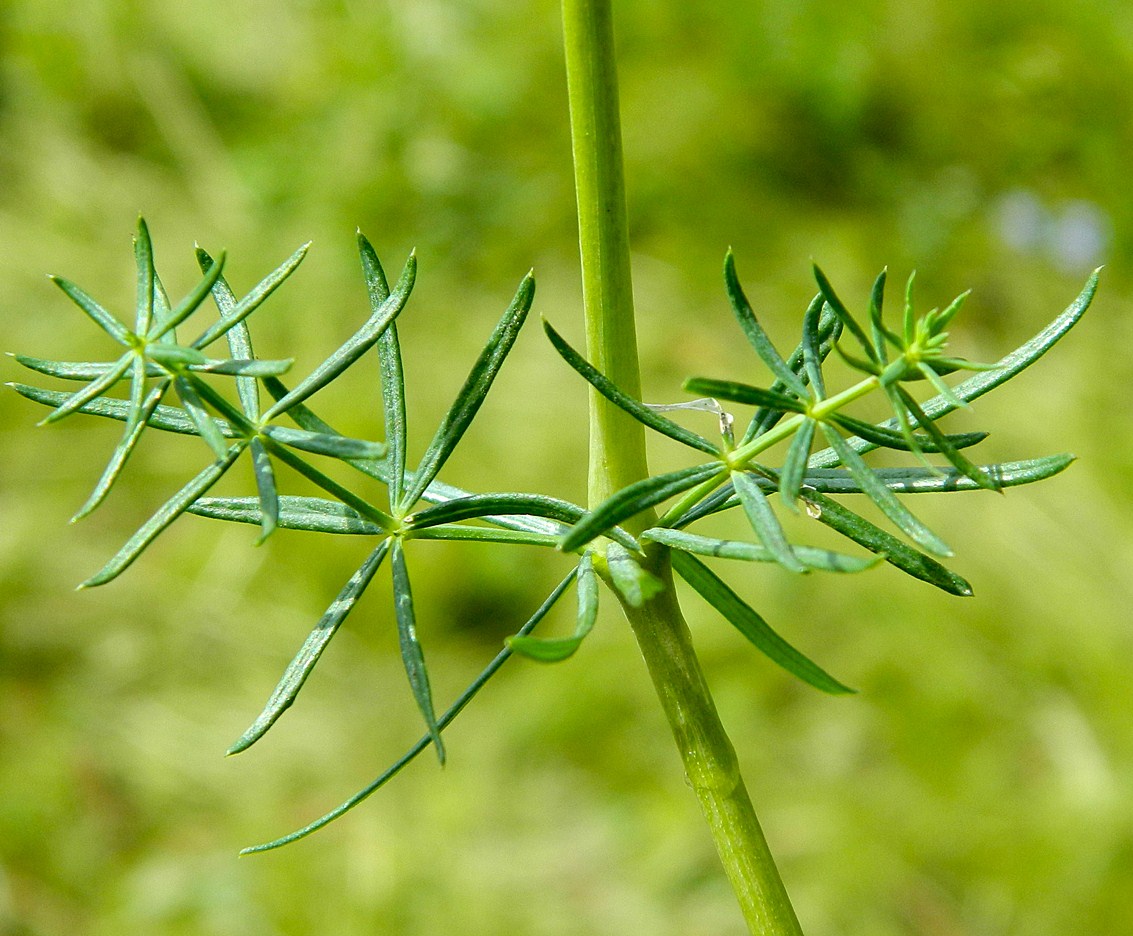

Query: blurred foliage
[1,1,1131,934]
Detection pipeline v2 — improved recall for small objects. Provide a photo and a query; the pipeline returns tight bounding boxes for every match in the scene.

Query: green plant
[8,0,1098,932]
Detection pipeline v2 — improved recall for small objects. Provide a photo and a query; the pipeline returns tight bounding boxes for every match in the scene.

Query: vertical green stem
[561,0,649,516]
[561,1,805,933]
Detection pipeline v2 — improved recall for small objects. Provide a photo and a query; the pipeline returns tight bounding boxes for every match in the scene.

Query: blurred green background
[2,1,1131,934]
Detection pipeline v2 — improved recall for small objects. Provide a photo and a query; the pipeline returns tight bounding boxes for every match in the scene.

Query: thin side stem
[561,1,805,933]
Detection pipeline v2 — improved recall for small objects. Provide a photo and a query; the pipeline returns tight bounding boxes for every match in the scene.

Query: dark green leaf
[642,527,879,573]
[174,375,229,459]
[390,539,444,764]
[134,218,156,335]
[228,539,391,754]
[779,417,816,510]
[189,495,382,535]
[559,462,724,553]
[682,377,806,413]
[12,354,155,381]
[8,382,223,436]
[801,294,828,395]
[724,251,809,396]
[509,552,599,661]
[733,470,806,572]
[828,412,987,454]
[146,252,227,342]
[800,455,1074,494]
[545,320,719,455]
[49,276,132,347]
[802,490,972,595]
[895,387,999,490]
[407,524,559,548]
[241,573,575,853]
[263,252,416,420]
[820,425,951,556]
[39,354,133,425]
[400,272,535,509]
[671,550,853,693]
[813,263,878,364]
[260,425,386,460]
[406,492,599,538]
[188,359,294,377]
[80,447,243,588]
[249,438,279,543]
[605,542,665,608]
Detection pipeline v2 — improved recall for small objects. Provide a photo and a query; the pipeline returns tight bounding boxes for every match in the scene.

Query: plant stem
[561,1,805,932]
[561,0,649,516]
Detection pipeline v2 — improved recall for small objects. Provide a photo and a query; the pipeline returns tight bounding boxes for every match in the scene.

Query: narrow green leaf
[12,354,155,381]
[813,263,878,364]
[732,470,806,572]
[509,551,599,661]
[188,359,294,377]
[249,438,279,543]
[544,320,719,455]
[134,218,156,335]
[146,252,228,342]
[71,358,160,521]
[820,425,952,556]
[228,539,391,754]
[895,387,999,490]
[400,273,536,509]
[357,233,408,507]
[642,527,879,573]
[39,354,133,425]
[682,377,806,413]
[193,242,311,350]
[9,382,229,437]
[189,495,382,535]
[260,425,386,460]
[195,247,260,421]
[801,294,828,395]
[49,276,132,347]
[801,490,972,595]
[147,345,207,368]
[604,542,665,608]
[779,417,816,510]
[407,524,559,548]
[406,492,605,539]
[241,573,575,853]
[867,269,893,365]
[390,539,444,764]
[903,272,917,345]
[724,251,809,396]
[828,412,987,454]
[80,447,243,588]
[174,375,230,459]
[799,455,1074,494]
[671,550,853,693]
[263,252,417,421]
[559,462,725,553]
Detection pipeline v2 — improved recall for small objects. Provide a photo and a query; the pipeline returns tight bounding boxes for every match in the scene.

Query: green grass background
[2,1,1132,934]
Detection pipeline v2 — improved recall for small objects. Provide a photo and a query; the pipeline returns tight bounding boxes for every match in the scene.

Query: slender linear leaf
[174,375,229,459]
[146,252,227,342]
[263,253,417,421]
[682,377,807,412]
[228,539,391,755]
[39,354,133,425]
[358,233,408,508]
[732,470,806,572]
[187,359,294,377]
[605,542,665,608]
[80,447,243,588]
[671,550,853,693]
[249,438,279,543]
[193,242,311,350]
[390,539,444,764]
[559,462,724,553]
[802,490,971,595]
[724,251,809,396]
[895,387,999,490]
[189,495,382,535]
[49,276,132,346]
[801,294,828,395]
[828,412,987,453]
[544,321,719,455]
[820,425,952,556]
[260,377,566,538]
[799,455,1074,494]
[407,524,559,548]
[509,552,599,661]
[196,249,260,421]
[134,218,156,335]
[780,417,817,511]
[147,345,207,368]
[407,493,608,540]
[400,273,536,509]
[642,527,879,573]
[12,355,159,381]
[9,382,226,436]
[813,263,879,364]
[260,425,386,460]
[242,573,575,853]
